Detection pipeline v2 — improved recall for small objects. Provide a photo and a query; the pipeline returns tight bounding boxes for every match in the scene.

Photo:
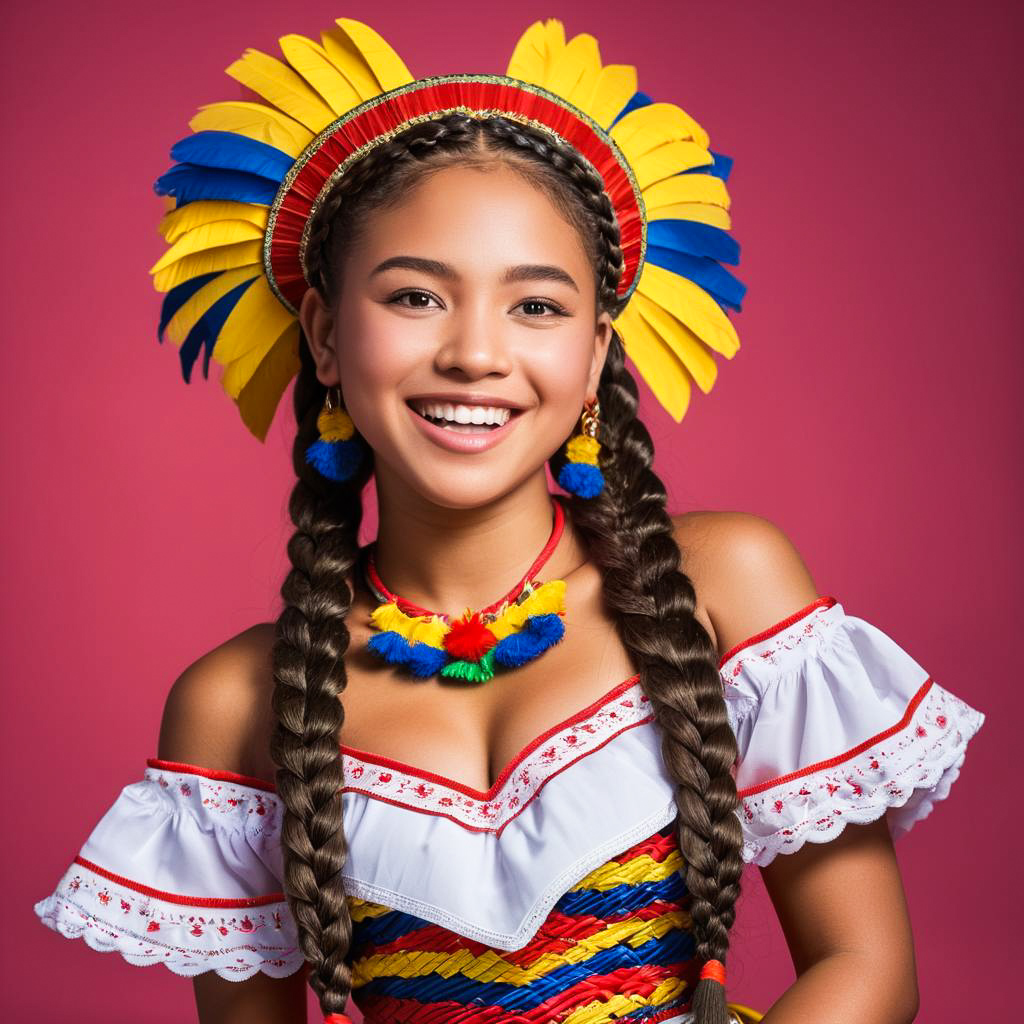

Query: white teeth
[411,400,513,426]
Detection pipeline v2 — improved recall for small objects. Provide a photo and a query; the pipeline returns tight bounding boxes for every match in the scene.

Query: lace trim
[719,598,841,682]
[739,681,985,866]
[34,862,302,982]
[340,683,654,831]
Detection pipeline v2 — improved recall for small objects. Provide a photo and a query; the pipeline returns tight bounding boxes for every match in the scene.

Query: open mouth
[407,399,522,434]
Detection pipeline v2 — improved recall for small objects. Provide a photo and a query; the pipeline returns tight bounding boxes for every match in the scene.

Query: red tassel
[323,1014,354,1024]
[442,612,497,661]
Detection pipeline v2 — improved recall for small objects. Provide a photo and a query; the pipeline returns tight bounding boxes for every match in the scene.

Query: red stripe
[717,596,837,668]
[146,758,276,792]
[72,856,285,908]
[737,676,934,797]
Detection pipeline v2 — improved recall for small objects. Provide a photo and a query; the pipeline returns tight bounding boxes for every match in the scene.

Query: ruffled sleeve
[720,596,986,867]
[33,759,303,980]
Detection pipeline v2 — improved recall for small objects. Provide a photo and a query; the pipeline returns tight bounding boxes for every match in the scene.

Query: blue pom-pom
[493,613,565,668]
[406,643,449,678]
[557,461,604,498]
[366,631,411,665]
[305,437,363,481]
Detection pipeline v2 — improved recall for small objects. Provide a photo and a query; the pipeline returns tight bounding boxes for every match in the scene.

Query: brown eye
[391,290,439,309]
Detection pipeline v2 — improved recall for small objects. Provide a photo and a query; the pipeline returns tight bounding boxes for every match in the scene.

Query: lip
[405,392,526,410]
[406,401,524,454]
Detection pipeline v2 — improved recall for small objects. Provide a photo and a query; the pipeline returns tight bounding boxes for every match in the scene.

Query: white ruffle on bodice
[34,596,985,980]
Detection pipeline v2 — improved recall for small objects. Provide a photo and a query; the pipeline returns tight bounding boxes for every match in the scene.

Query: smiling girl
[34,16,985,1024]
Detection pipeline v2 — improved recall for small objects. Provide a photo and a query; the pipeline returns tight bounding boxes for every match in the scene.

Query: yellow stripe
[568,848,684,893]
[562,976,688,1024]
[351,909,691,987]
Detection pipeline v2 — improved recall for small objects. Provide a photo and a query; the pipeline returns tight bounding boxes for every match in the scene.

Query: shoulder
[671,510,820,659]
[157,621,278,782]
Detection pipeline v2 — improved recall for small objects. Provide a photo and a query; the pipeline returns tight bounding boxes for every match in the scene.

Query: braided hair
[270,111,743,1024]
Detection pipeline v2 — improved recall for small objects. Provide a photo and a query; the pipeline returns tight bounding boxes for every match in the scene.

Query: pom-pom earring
[557,398,604,499]
[304,386,364,482]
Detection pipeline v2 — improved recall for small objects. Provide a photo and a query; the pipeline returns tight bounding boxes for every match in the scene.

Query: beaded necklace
[363,498,567,683]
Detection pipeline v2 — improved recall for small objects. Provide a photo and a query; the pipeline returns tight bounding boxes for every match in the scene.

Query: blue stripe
[179,276,257,381]
[169,131,293,182]
[153,164,279,205]
[157,273,219,340]
[358,928,695,1009]
[352,907,436,947]
[556,870,688,917]
[645,247,746,311]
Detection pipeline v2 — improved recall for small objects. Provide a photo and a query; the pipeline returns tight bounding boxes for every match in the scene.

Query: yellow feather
[163,266,261,345]
[632,292,718,394]
[158,200,268,244]
[643,174,730,213]
[506,20,549,84]
[408,618,449,647]
[235,322,301,442]
[226,49,335,132]
[576,64,637,130]
[648,202,731,230]
[613,306,692,421]
[220,316,293,400]
[547,31,598,99]
[635,264,739,358]
[489,581,566,640]
[211,275,295,372]
[149,220,264,273]
[320,26,380,99]
[563,35,602,110]
[278,33,362,115]
[609,102,709,153]
[335,18,414,92]
[189,101,313,158]
[541,19,567,82]
[630,141,714,191]
[151,240,261,293]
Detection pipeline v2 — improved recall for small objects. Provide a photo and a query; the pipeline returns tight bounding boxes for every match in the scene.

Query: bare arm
[158,626,310,1024]
[758,817,919,1024]
[675,511,920,1023]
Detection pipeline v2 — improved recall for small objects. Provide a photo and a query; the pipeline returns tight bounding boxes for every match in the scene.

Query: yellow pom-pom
[566,434,600,465]
[317,406,355,441]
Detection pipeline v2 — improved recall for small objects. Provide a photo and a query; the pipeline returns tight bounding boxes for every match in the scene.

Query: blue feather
[169,132,293,183]
[492,614,564,668]
[179,276,258,381]
[304,437,364,482]
[645,247,745,311]
[153,164,279,205]
[647,220,740,266]
[609,90,653,128]
[557,461,604,499]
[158,273,218,341]
[367,631,411,664]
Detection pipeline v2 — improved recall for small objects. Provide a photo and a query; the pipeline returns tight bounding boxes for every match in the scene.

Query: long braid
[496,122,745,1021]
[271,110,743,1023]
[269,337,373,1015]
[560,333,744,1024]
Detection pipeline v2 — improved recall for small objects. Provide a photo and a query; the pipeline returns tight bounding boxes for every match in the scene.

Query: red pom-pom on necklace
[442,611,498,661]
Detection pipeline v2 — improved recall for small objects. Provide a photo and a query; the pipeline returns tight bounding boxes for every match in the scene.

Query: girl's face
[300,161,613,510]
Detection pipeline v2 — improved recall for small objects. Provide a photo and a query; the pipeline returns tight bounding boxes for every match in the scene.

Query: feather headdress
[152,17,746,440]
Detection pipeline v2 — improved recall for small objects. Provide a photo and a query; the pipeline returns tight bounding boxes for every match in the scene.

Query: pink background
[3,1,1017,1020]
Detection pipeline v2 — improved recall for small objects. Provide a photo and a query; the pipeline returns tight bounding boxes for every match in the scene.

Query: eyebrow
[369,256,579,293]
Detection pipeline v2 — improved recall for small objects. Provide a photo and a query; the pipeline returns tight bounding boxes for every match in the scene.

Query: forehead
[347,162,593,278]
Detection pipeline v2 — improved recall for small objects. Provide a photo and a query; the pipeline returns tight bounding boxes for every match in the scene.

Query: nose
[433,303,514,380]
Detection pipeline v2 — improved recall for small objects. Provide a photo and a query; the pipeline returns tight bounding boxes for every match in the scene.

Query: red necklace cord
[365,496,566,620]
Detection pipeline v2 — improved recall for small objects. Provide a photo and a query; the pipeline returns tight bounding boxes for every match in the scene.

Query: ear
[298,286,340,388]
[584,310,614,400]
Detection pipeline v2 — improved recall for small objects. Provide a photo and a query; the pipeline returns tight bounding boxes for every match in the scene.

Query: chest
[338,559,643,793]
